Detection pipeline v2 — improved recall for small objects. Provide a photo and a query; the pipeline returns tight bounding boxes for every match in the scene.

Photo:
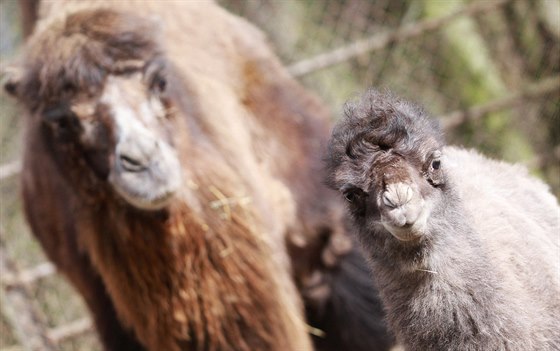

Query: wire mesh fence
[1,0,558,349]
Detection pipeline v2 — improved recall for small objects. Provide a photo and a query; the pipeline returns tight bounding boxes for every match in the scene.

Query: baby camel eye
[341,185,367,204]
[344,191,357,203]
[426,152,445,188]
[431,159,441,170]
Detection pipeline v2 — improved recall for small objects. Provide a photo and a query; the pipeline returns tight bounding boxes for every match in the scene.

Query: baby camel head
[5,9,181,210]
[326,90,445,242]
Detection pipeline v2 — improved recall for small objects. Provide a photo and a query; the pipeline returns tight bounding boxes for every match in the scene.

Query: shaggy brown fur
[326,89,560,350]
[8,2,392,351]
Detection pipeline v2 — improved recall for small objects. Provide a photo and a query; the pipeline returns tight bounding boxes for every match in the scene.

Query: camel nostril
[383,192,397,208]
[405,186,413,203]
[383,183,414,209]
[119,154,148,172]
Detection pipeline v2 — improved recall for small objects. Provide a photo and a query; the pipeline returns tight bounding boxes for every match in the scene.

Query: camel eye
[56,118,71,132]
[42,105,80,141]
[429,150,442,171]
[426,154,445,187]
[43,105,75,129]
[145,59,168,95]
[344,191,357,203]
[431,159,441,170]
[341,185,367,204]
[151,74,167,94]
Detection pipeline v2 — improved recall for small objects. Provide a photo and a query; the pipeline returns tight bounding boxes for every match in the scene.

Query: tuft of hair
[14,9,161,111]
[326,89,443,191]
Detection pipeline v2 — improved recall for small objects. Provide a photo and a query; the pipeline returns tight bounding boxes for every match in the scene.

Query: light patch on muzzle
[102,75,181,210]
[378,182,431,241]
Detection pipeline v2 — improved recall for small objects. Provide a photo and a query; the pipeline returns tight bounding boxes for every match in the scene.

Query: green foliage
[423,0,535,163]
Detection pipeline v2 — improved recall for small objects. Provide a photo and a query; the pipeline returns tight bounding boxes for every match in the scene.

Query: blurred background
[1,0,558,350]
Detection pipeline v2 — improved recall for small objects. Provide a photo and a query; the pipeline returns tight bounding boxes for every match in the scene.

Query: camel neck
[75,200,305,351]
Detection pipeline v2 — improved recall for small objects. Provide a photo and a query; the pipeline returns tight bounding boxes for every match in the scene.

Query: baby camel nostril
[383,193,396,208]
[405,186,413,203]
[119,154,147,172]
[383,183,414,208]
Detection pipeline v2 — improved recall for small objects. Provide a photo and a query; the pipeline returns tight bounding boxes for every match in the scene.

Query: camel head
[327,90,446,242]
[5,9,182,210]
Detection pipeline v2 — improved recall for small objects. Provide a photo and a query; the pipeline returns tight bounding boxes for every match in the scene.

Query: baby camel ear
[2,66,23,98]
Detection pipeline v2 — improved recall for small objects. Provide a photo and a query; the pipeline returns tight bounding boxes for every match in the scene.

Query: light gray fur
[326,89,560,351]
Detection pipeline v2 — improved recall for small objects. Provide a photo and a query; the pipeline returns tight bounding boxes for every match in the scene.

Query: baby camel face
[354,148,442,242]
[327,90,445,242]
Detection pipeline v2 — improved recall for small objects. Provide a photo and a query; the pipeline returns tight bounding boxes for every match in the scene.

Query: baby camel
[326,89,560,351]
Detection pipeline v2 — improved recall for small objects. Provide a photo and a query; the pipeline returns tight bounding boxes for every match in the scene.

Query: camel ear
[2,66,23,98]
